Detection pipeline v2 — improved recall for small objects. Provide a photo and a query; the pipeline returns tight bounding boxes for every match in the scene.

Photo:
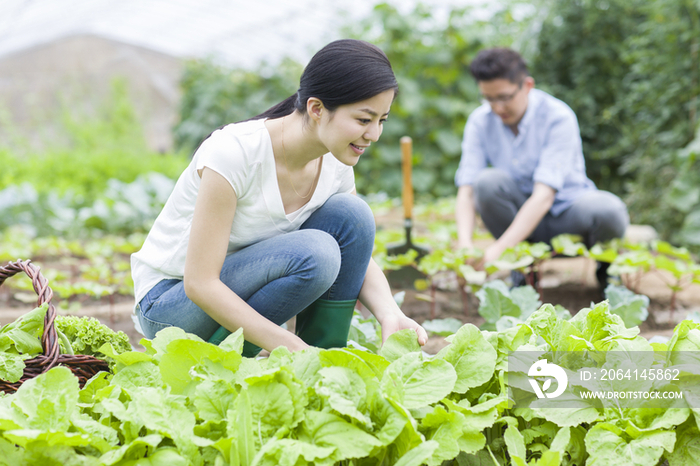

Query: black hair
[469,47,529,83]
[251,39,398,120]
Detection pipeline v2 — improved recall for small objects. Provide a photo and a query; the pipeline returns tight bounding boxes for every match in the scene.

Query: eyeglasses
[481,82,523,105]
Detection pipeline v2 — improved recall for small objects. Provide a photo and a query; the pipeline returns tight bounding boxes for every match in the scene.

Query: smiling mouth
[350,143,368,154]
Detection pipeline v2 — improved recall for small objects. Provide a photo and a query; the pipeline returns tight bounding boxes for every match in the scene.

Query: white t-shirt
[131,119,355,304]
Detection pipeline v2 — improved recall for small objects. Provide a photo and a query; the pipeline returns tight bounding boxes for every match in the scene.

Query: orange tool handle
[401,136,413,220]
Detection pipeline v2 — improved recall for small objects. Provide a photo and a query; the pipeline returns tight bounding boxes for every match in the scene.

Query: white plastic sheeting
[0,0,349,68]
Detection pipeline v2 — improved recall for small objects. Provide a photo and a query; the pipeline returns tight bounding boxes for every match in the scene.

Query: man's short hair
[469,48,529,83]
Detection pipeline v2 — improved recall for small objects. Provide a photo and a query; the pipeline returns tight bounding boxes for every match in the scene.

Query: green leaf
[194,378,237,423]
[379,328,422,362]
[568,302,642,351]
[299,410,382,463]
[678,209,700,246]
[344,348,391,378]
[421,318,464,337]
[349,312,382,353]
[653,240,693,261]
[319,348,380,381]
[111,360,162,390]
[316,366,372,428]
[159,338,240,395]
[504,423,527,465]
[584,423,674,466]
[120,447,190,466]
[457,264,487,286]
[436,323,497,393]
[654,254,690,279]
[551,234,588,257]
[434,129,462,155]
[54,314,131,357]
[605,284,650,327]
[78,370,112,405]
[366,385,418,448]
[241,366,307,442]
[666,421,700,466]
[441,394,504,433]
[667,320,700,353]
[589,244,618,263]
[141,326,204,361]
[486,255,534,274]
[0,303,47,354]
[11,366,79,431]
[510,285,543,319]
[106,386,199,454]
[233,389,256,466]
[0,437,22,465]
[381,352,457,409]
[251,438,336,466]
[290,347,323,387]
[393,440,440,466]
[99,343,153,368]
[476,281,521,324]
[529,391,600,427]
[218,327,244,353]
[420,405,485,465]
[664,178,700,213]
[526,304,588,351]
[0,351,27,383]
[100,434,163,466]
[2,429,95,449]
[549,425,572,455]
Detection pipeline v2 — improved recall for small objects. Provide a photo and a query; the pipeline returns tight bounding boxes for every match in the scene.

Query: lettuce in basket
[54,315,132,357]
[0,303,48,383]
[0,307,131,383]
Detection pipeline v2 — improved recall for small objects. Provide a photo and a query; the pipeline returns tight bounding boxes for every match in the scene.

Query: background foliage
[532,0,700,249]
[1,1,699,252]
[0,80,187,199]
[172,0,700,251]
[174,3,521,198]
[340,4,483,197]
[173,59,303,151]
[0,80,187,237]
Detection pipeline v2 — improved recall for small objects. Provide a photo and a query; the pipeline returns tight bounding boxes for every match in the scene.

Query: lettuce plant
[2,301,698,465]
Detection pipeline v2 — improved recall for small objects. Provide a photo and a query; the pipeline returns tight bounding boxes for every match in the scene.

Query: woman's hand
[358,257,428,347]
[378,313,429,346]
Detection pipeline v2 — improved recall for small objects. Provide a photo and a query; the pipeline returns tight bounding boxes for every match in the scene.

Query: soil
[1,210,699,355]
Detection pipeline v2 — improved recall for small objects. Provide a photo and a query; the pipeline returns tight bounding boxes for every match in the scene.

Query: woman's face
[315,89,395,166]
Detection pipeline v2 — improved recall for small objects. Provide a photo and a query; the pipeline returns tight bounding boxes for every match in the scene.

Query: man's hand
[379,313,429,346]
[458,239,474,250]
[483,242,507,265]
[465,242,505,271]
[475,183,556,269]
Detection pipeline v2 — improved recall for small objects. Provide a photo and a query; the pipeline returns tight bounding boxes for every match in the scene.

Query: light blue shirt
[454,88,596,216]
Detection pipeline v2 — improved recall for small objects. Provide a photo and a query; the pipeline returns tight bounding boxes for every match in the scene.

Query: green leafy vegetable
[54,315,132,357]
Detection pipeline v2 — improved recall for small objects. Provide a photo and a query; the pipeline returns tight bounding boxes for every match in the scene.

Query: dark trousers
[472,168,629,247]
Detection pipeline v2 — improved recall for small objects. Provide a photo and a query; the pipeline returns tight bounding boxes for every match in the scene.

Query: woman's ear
[307,97,325,123]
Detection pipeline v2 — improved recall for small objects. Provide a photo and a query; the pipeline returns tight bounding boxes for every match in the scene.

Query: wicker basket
[0,259,110,393]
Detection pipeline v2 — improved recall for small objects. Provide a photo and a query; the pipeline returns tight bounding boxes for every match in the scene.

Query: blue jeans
[136,193,375,340]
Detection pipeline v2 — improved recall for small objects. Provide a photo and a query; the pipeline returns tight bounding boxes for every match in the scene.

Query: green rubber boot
[295,298,357,348]
[207,326,261,358]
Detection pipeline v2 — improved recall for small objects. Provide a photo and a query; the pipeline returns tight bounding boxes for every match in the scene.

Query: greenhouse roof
[0,0,356,68]
[0,0,485,69]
